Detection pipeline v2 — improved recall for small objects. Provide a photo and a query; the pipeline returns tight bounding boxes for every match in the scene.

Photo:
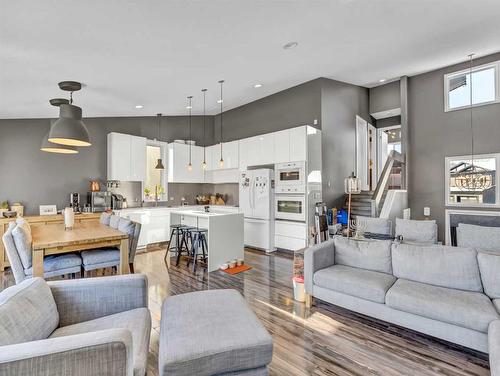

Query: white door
[377,129,389,179]
[252,170,271,220]
[368,124,377,190]
[239,170,253,217]
[356,116,369,191]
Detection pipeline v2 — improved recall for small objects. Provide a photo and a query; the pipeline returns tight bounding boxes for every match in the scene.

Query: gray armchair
[0,274,151,376]
[304,239,335,306]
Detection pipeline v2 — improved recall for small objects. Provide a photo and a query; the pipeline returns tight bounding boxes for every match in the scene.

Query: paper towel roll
[64,207,74,230]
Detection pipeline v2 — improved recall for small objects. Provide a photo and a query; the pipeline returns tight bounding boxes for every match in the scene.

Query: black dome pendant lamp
[41,99,78,154]
[155,113,165,170]
[48,81,91,147]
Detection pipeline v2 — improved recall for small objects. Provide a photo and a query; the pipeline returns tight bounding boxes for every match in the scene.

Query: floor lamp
[344,172,361,238]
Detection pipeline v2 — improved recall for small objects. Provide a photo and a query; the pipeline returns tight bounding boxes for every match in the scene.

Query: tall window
[444,60,499,112]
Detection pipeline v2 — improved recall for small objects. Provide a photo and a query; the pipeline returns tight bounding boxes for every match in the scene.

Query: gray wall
[374,115,401,129]
[408,52,500,241]
[0,116,214,214]
[369,80,400,114]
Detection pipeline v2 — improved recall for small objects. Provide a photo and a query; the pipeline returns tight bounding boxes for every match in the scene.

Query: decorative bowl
[3,211,17,218]
[220,263,229,270]
[228,260,236,268]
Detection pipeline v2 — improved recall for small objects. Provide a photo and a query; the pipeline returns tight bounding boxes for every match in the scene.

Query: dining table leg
[32,248,45,278]
[119,238,129,275]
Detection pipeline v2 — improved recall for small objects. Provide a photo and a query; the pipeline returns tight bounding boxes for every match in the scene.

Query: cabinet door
[107,133,131,181]
[257,133,274,165]
[168,143,189,183]
[274,129,290,163]
[289,126,307,162]
[238,139,250,170]
[223,140,239,169]
[190,145,205,182]
[212,143,223,170]
[130,136,147,182]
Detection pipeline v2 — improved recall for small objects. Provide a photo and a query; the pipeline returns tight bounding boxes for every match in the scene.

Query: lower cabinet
[274,220,307,251]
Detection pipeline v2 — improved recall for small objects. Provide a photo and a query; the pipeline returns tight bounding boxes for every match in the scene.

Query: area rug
[221,264,252,275]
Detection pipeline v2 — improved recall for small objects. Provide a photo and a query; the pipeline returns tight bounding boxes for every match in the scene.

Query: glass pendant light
[218,80,224,167]
[48,81,91,147]
[155,113,165,170]
[201,88,207,170]
[187,96,193,171]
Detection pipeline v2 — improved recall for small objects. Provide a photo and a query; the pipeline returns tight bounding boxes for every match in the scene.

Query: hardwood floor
[1,248,491,375]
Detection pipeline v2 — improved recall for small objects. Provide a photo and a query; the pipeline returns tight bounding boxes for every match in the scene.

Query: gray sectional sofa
[304,236,500,354]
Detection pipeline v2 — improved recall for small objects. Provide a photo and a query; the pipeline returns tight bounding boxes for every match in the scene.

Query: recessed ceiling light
[254,84,262,88]
[379,78,386,83]
[217,99,223,104]
[283,41,298,50]
[135,105,143,109]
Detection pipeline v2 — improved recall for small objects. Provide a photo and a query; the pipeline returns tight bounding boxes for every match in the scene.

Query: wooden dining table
[31,221,130,278]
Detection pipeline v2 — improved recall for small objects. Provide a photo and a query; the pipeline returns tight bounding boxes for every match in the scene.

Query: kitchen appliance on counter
[111,193,125,210]
[275,194,306,222]
[90,180,100,192]
[275,161,306,193]
[87,191,111,212]
[314,202,328,244]
[70,193,81,212]
[239,169,275,253]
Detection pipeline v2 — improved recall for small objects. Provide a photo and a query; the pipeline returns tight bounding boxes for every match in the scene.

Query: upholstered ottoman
[159,289,273,376]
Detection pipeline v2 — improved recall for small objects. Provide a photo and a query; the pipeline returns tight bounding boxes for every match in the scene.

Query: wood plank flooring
[0,248,491,375]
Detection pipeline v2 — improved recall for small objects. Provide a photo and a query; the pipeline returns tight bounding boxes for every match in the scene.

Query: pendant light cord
[188,96,193,165]
[219,80,224,160]
[468,54,474,168]
[157,113,161,141]
[202,89,207,163]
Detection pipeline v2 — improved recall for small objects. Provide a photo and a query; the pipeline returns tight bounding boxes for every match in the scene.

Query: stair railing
[371,150,405,216]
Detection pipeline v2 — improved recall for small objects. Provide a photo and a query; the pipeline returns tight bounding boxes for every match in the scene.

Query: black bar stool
[188,228,208,272]
[176,226,197,267]
[165,224,188,267]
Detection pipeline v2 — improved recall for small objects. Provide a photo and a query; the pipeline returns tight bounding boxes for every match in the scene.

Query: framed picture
[445,209,500,245]
[39,205,57,216]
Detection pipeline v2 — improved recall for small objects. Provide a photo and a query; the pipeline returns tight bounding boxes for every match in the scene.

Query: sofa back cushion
[392,243,483,292]
[395,218,437,244]
[356,216,392,235]
[457,223,500,253]
[333,236,392,274]
[477,251,500,299]
[0,277,59,345]
[11,218,33,269]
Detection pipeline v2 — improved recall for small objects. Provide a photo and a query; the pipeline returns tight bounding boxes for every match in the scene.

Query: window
[445,153,500,207]
[144,144,167,201]
[444,60,500,111]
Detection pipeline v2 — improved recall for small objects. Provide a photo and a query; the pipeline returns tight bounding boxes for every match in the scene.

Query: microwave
[87,191,111,212]
[275,194,306,222]
[275,161,306,193]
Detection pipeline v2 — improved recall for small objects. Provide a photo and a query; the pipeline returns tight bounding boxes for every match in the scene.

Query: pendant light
[155,113,165,170]
[48,81,91,147]
[41,120,78,154]
[187,96,193,171]
[453,54,492,191]
[218,80,224,167]
[201,88,207,170]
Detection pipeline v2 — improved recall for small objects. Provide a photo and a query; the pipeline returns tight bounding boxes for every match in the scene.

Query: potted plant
[144,188,151,200]
[0,201,9,218]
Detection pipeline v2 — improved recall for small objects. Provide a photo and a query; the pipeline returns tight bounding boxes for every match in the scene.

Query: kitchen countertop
[170,209,242,218]
[115,205,239,213]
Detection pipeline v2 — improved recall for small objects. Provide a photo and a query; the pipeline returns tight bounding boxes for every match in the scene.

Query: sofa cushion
[160,289,273,376]
[333,236,393,274]
[386,279,498,333]
[313,264,396,303]
[391,243,483,292]
[395,218,437,244]
[489,321,500,376]
[11,219,32,269]
[356,216,392,235]
[0,278,59,345]
[457,223,500,253]
[477,251,500,299]
[494,300,500,314]
[50,307,151,376]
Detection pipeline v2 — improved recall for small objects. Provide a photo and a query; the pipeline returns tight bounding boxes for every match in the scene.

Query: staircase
[344,191,374,217]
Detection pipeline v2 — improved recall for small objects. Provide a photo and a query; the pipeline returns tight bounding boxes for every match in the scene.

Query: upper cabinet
[289,126,307,162]
[239,133,274,169]
[206,141,239,171]
[274,129,290,164]
[167,143,205,183]
[107,133,146,181]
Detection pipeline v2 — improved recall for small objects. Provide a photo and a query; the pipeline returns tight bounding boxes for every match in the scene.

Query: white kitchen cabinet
[239,133,275,169]
[256,134,274,165]
[289,126,307,162]
[167,143,205,183]
[222,140,239,169]
[107,132,146,182]
[274,129,290,163]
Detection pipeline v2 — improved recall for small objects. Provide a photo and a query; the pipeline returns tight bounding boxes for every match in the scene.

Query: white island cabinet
[170,209,244,272]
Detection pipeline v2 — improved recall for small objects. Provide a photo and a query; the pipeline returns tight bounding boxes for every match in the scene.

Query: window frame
[145,140,168,202]
[445,152,500,208]
[443,60,500,112]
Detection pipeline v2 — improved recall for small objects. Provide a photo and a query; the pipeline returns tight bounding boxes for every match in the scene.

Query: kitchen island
[170,209,244,272]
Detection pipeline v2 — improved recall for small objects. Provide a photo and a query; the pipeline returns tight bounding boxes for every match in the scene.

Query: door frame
[376,124,401,177]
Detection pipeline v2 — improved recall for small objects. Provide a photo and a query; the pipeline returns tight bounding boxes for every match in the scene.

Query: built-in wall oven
[275,161,306,193]
[275,194,306,222]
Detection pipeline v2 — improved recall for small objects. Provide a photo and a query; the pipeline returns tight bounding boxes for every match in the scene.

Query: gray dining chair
[2,220,82,284]
[80,217,141,275]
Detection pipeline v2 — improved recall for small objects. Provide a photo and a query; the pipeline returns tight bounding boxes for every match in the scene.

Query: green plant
[0,201,8,210]
[156,185,165,195]
[144,188,151,195]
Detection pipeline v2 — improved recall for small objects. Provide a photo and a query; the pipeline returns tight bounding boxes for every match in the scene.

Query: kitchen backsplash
[107,181,143,207]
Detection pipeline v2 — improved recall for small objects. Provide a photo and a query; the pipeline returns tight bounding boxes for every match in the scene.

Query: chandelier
[453,54,493,192]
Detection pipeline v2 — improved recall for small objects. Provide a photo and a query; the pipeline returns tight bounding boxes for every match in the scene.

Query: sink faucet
[204,205,210,213]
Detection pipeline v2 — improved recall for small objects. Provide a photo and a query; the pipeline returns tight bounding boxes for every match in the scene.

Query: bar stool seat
[188,228,208,272]
[176,226,197,267]
[165,224,189,267]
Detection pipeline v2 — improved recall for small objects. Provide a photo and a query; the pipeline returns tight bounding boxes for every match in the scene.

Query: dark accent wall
[408,52,500,241]
[0,116,214,214]
[374,115,401,129]
[369,80,400,114]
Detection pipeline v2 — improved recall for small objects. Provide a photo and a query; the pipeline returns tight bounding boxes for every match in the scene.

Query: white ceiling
[1,0,500,119]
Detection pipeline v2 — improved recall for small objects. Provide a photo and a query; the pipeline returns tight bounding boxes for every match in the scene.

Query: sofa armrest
[489,321,500,376]
[0,329,133,376]
[304,239,335,293]
[48,274,148,326]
